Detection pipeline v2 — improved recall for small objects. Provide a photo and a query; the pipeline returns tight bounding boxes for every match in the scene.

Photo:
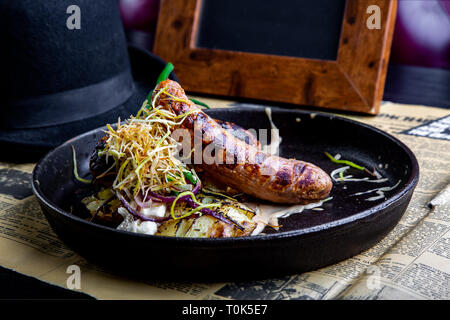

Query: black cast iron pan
[31,107,419,281]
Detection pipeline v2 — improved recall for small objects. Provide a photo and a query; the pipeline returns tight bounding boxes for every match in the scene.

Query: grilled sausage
[214,119,260,149]
[154,80,332,204]
[90,120,260,183]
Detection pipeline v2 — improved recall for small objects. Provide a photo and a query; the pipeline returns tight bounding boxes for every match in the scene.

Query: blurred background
[119,0,449,107]
[390,0,449,69]
[118,0,450,69]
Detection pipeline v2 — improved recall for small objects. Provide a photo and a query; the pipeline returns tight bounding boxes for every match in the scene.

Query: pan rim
[31,107,420,245]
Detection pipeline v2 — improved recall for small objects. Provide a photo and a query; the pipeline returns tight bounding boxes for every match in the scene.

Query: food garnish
[72,145,92,184]
[325,152,400,201]
[78,64,336,237]
[79,64,262,237]
[324,152,375,177]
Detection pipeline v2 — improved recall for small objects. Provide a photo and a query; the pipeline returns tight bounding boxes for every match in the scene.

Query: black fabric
[3,0,130,99]
[0,46,178,160]
[0,0,178,158]
[2,70,134,129]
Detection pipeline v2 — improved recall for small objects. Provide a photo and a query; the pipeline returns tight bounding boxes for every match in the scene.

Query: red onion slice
[182,197,236,226]
[134,193,156,208]
[117,192,169,222]
[146,180,201,203]
[117,179,235,227]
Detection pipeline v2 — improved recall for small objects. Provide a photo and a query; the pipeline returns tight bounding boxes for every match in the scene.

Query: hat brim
[0,45,178,161]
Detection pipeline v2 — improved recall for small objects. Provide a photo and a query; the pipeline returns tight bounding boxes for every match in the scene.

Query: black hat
[0,0,177,159]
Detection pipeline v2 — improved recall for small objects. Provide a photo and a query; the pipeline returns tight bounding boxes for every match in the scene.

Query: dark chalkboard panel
[196,0,346,60]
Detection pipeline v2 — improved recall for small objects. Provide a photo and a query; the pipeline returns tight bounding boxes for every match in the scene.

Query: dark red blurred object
[118,0,161,51]
[118,0,160,33]
[391,0,450,69]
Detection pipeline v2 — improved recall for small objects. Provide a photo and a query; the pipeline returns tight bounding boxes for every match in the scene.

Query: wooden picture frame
[154,0,398,114]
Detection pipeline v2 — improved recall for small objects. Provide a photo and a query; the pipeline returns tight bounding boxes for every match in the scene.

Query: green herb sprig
[145,63,210,109]
[324,152,375,177]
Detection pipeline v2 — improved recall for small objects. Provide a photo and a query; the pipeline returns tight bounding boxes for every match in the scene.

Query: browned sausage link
[214,119,261,149]
[154,80,332,204]
[89,108,258,184]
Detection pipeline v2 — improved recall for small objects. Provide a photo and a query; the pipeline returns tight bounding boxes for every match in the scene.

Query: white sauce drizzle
[352,180,402,201]
[330,165,401,202]
[263,107,282,155]
[248,198,331,236]
[330,166,388,183]
[373,170,383,179]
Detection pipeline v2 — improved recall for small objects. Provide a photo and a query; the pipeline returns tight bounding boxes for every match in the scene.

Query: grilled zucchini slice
[156,193,257,238]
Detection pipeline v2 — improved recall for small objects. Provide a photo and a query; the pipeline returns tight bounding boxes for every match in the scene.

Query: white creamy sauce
[116,207,159,235]
[140,202,167,218]
[330,166,388,183]
[355,180,402,202]
[330,164,401,202]
[263,107,282,156]
[339,177,388,183]
[373,170,383,179]
[248,199,326,236]
[365,193,386,202]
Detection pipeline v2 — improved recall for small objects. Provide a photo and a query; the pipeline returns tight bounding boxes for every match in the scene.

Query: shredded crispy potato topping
[98,86,198,197]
